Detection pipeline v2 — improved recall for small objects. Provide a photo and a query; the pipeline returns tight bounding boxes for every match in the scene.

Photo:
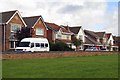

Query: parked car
[100,48,109,51]
[85,47,99,51]
[15,38,49,52]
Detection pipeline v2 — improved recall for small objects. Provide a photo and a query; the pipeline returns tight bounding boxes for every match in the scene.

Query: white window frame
[11,23,21,33]
[36,28,44,36]
[10,41,17,49]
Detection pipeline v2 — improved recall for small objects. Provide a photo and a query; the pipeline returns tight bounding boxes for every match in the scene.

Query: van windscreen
[19,42,30,47]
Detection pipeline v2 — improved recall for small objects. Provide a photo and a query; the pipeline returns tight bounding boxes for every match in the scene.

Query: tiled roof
[61,27,71,33]
[95,32,105,38]
[0,10,17,24]
[23,16,41,28]
[45,22,71,33]
[45,22,60,31]
[69,27,81,34]
[105,33,112,40]
[84,36,101,45]
[84,30,99,39]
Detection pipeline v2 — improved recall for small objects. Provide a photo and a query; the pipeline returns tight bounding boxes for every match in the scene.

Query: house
[113,36,120,51]
[0,10,27,51]
[95,32,107,48]
[105,33,114,51]
[23,16,48,38]
[84,30,102,50]
[68,26,85,50]
[45,22,73,47]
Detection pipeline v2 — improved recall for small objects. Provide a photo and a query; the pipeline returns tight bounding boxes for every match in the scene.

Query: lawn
[2,54,118,78]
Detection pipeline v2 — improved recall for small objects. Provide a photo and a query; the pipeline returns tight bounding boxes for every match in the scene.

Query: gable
[7,11,26,27]
[69,27,81,34]
[1,10,26,26]
[77,27,85,36]
[0,10,16,24]
[33,17,48,30]
[9,13,25,26]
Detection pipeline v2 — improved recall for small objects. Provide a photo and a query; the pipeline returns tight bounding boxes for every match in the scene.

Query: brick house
[23,16,48,38]
[45,22,73,46]
[0,10,27,51]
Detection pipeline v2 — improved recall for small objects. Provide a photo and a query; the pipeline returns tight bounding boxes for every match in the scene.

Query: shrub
[50,42,73,51]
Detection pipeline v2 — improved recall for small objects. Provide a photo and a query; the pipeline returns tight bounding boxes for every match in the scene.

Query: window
[57,34,61,38]
[10,41,18,49]
[67,35,69,40]
[11,24,21,33]
[31,43,34,48]
[79,35,82,40]
[19,42,30,47]
[36,43,40,47]
[45,43,48,47]
[10,41,14,48]
[36,28,44,35]
[41,43,44,48]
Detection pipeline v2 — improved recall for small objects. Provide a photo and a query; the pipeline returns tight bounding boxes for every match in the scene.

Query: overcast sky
[0,0,119,36]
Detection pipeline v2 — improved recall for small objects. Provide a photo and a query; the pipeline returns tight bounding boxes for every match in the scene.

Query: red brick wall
[3,13,25,51]
[47,29,53,42]
[32,18,47,38]
[2,51,118,60]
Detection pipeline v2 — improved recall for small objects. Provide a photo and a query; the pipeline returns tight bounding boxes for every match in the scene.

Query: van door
[30,43,35,52]
[35,43,41,51]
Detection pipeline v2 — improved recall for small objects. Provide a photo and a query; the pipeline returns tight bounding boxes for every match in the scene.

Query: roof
[69,27,81,34]
[61,27,71,33]
[84,36,101,45]
[95,32,105,38]
[45,22,60,31]
[84,30,99,39]
[0,10,16,24]
[105,33,112,40]
[23,16,40,28]
[45,22,71,33]
[0,10,27,26]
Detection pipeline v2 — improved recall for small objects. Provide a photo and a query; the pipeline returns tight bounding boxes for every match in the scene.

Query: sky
[0,0,119,36]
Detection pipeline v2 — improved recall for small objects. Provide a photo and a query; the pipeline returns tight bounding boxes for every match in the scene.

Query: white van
[15,38,49,52]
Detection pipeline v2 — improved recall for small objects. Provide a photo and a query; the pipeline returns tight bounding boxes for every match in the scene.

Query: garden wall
[2,51,118,60]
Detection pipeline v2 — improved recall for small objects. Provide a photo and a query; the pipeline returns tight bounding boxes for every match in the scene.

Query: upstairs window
[36,28,44,36]
[79,35,83,40]
[67,35,70,40]
[57,34,61,38]
[11,24,21,33]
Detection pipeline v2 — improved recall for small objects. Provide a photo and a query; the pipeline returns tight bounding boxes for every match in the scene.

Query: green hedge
[50,42,73,51]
